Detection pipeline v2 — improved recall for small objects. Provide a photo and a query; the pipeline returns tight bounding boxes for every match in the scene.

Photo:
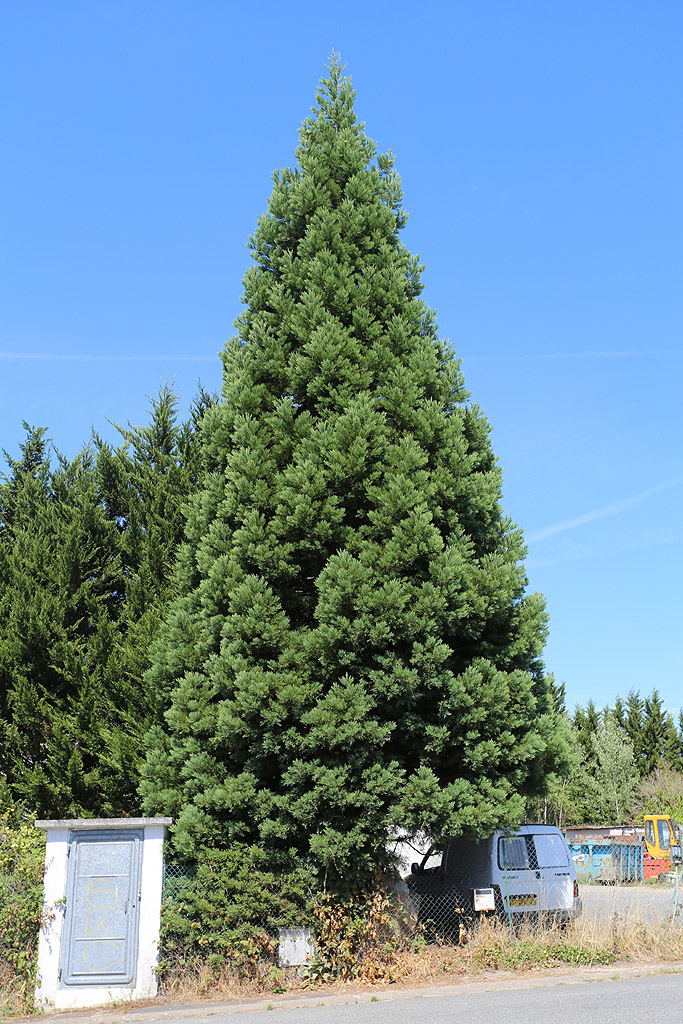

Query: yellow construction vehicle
[644,814,682,865]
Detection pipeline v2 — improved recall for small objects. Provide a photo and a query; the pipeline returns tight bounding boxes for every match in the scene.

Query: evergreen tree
[94,384,215,735]
[0,436,124,814]
[572,700,600,758]
[0,424,51,538]
[549,678,566,715]
[141,59,568,887]
[0,388,211,816]
[0,424,51,749]
[640,689,678,775]
[663,715,682,771]
[622,690,647,775]
[612,695,626,731]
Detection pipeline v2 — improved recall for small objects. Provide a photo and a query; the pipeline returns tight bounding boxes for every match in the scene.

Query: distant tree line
[528,683,683,827]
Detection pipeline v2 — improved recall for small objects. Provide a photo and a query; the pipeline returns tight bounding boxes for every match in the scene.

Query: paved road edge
[26,960,683,1024]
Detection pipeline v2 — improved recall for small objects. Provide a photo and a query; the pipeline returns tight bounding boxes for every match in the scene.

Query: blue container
[567,838,643,883]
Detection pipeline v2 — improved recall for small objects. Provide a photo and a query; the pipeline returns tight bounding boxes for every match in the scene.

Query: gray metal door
[60,830,142,987]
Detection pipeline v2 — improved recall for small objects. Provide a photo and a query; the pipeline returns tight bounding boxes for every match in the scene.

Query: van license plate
[508,895,537,906]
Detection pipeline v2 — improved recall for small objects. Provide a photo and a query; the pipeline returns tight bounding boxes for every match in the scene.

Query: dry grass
[391,914,683,984]
[156,943,292,1004]
[4,915,683,1016]
[154,913,683,1004]
[157,960,284,1003]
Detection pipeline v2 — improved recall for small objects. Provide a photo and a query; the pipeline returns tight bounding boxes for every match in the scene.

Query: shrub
[0,811,46,1015]
[158,845,313,986]
[305,890,411,983]
[637,766,683,821]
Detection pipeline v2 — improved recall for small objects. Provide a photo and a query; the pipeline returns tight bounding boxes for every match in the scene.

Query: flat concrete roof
[35,817,173,830]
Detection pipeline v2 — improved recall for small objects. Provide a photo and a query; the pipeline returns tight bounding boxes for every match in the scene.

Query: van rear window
[498,837,530,870]
[532,833,569,868]
[498,832,569,870]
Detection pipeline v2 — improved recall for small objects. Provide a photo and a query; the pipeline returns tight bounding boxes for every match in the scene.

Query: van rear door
[497,834,540,914]
[531,832,573,914]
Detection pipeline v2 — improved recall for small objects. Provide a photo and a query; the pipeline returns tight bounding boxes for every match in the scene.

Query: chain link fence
[162,860,196,901]
[160,829,683,960]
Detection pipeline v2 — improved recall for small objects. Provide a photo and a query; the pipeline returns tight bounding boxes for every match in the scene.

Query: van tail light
[573,880,579,899]
[491,883,503,909]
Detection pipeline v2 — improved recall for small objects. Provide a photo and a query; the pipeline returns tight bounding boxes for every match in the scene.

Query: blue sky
[1,2,681,717]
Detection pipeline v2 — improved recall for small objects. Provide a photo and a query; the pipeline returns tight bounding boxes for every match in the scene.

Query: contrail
[3,348,680,363]
[527,476,683,543]
[462,349,682,362]
[0,352,217,362]
[4,348,680,363]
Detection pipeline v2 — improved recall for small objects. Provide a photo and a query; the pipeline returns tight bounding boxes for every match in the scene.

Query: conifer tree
[0,434,124,814]
[572,700,601,758]
[676,712,683,765]
[549,678,566,715]
[0,388,211,816]
[622,690,647,775]
[640,689,678,776]
[141,58,568,886]
[612,689,681,777]
[94,383,214,735]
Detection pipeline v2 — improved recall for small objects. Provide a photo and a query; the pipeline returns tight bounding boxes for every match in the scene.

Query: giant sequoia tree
[141,60,568,885]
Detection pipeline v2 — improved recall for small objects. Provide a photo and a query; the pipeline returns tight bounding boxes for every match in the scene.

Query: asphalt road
[581,883,683,925]
[217,974,683,1024]
[232,974,683,1024]
[49,969,683,1024]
